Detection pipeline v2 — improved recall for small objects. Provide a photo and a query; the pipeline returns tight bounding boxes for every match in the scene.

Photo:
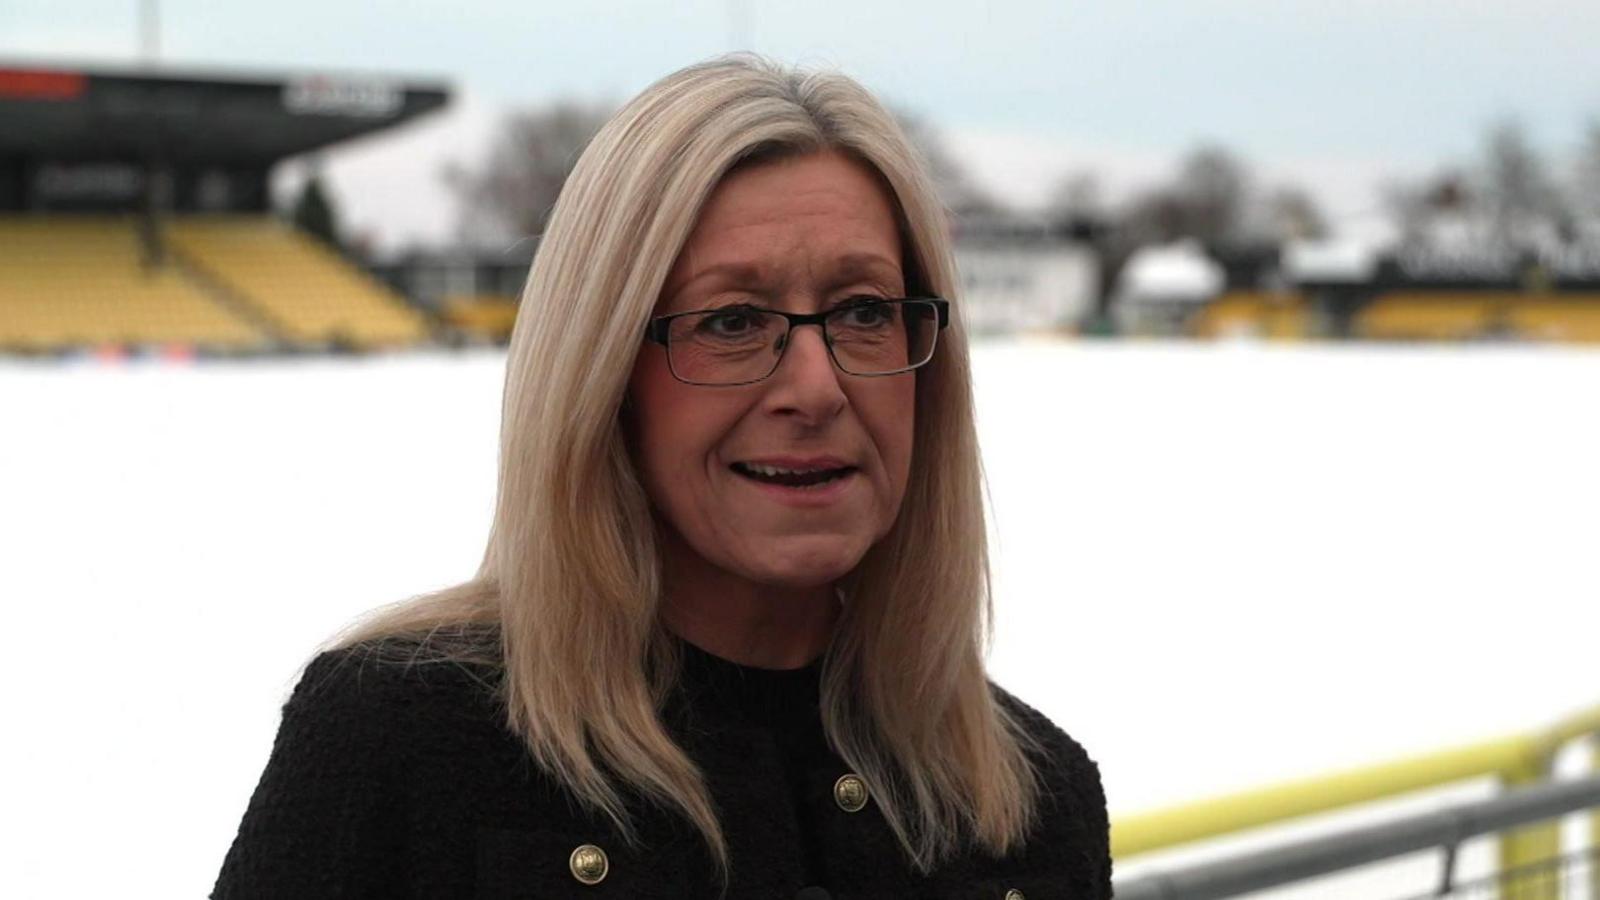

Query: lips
[730,459,859,488]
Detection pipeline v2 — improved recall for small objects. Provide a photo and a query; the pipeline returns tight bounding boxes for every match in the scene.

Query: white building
[952,213,1100,335]
[1111,239,1225,334]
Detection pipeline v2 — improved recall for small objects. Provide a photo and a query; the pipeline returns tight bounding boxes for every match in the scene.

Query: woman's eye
[698,308,767,337]
[839,300,896,327]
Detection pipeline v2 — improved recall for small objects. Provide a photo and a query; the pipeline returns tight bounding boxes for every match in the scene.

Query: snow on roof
[1283,238,1378,283]
[1117,239,1224,302]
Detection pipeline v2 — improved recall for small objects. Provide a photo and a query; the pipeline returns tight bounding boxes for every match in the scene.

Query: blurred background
[2,2,1598,898]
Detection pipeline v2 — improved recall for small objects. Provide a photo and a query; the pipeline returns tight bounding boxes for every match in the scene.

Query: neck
[660,546,839,671]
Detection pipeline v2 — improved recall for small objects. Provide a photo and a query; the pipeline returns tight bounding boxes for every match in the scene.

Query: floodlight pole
[136,0,167,268]
[139,0,160,67]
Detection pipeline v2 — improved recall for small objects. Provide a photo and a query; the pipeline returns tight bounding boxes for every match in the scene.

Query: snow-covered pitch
[2,339,1596,898]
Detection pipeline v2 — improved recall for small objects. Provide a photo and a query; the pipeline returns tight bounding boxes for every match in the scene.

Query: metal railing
[1396,847,1599,900]
[1110,703,1600,898]
[1113,774,1600,899]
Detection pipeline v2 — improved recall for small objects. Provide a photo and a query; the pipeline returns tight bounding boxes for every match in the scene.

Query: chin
[743,537,869,590]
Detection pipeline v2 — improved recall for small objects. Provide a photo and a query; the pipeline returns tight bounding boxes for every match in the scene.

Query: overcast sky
[4,1,1598,248]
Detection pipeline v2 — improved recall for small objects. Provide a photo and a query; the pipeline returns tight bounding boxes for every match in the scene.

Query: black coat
[213,643,1111,899]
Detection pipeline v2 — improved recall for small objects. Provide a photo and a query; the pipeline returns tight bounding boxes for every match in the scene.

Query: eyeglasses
[644,297,950,387]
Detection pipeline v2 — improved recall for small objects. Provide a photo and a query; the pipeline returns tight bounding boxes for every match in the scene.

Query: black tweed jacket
[213,643,1110,900]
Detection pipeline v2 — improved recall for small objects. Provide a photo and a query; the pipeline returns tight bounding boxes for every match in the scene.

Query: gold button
[833,773,869,812]
[1004,891,1025,900]
[569,843,608,885]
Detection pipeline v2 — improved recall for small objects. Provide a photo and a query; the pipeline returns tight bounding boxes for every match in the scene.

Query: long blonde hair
[337,54,1039,875]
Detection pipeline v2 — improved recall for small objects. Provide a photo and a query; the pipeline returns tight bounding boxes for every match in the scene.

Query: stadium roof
[0,61,449,166]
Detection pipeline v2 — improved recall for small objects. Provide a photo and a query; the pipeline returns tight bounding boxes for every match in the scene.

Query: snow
[3,339,1598,898]
[1117,240,1227,302]
[1283,238,1380,283]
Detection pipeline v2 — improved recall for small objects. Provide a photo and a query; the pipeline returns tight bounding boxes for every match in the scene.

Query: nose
[764,323,847,423]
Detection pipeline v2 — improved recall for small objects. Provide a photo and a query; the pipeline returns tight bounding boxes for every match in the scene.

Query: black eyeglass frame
[643,297,951,386]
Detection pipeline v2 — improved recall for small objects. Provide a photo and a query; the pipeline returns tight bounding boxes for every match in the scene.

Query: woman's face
[628,150,916,592]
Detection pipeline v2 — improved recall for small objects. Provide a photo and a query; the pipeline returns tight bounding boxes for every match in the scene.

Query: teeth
[733,462,856,484]
[746,463,824,477]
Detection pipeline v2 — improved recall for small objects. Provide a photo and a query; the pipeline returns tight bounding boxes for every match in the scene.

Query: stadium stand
[1504,295,1600,343]
[1190,290,1309,339]
[168,217,431,350]
[1353,292,1502,341]
[0,216,266,352]
[368,245,532,346]
[437,293,519,341]
[0,61,447,355]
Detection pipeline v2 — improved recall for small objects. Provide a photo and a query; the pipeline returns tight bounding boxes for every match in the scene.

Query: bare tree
[1383,170,1472,245]
[1118,188,1188,246]
[1262,185,1328,241]
[1102,145,1255,249]
[893,109,999,217]
[1479,119,1560,246]
[444,100,614,244]
[1083,144,1296,324]
[1046,170,1104,224]
[1175,145,1251,246]
[1574,120,1600,223]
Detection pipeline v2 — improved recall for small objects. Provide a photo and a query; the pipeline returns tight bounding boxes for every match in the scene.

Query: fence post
[1500,750,1560,900]
[1591,739,1599,900]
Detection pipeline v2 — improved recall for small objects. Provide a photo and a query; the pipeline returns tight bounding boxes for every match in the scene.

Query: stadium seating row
[0,216,431,353]
[1355,292,1600,343]
[1190,291,1309,339]
[6,218,1600,350]
[167,217,429,348]
[1187,290,1600,342]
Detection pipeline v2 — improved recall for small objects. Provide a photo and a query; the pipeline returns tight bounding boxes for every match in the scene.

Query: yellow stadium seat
[0,216,267,351]
[1504,295,1600,343]
[1191,291,1309,340]
[1354,293,1503,341]
[438,293,519,341]
[166,217,432,350]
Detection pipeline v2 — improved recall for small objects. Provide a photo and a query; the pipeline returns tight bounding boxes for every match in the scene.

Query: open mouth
[730,461,858,488]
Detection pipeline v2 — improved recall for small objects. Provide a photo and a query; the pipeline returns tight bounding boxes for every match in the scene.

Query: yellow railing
[1112,702,1600,897]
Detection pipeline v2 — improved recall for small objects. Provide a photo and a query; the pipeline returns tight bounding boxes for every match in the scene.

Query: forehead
[660,150,905,304]
[696,150,898,236]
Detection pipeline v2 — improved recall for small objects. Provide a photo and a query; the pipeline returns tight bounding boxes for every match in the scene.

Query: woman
[214,55,1110,899]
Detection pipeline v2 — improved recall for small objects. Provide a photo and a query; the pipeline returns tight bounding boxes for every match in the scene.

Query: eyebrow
[671,261,765,297]
[830,252,903,282]
[667,252,903,303]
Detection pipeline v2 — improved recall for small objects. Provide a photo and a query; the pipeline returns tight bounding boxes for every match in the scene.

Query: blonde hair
[337,54,1040,875]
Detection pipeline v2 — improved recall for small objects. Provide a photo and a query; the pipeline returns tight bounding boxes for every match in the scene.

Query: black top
[673,639,834,883]
[213,638,1111,899]
[671,635,827,732]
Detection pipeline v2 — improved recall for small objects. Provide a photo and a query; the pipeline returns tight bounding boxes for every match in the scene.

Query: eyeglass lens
[665,300,939,385]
